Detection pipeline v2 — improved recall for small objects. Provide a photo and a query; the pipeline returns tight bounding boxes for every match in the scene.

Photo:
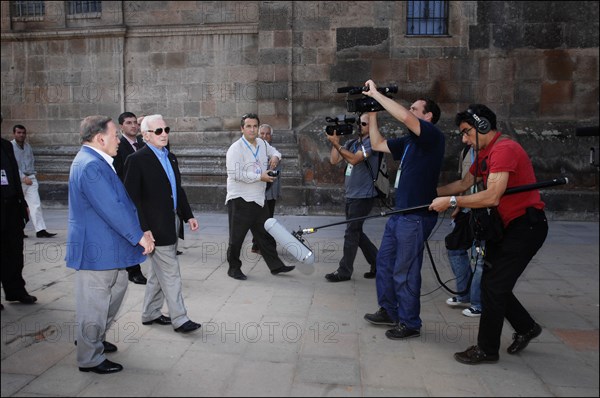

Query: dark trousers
[1,200,27,297]
[227,197,284,271]
[478,208,548,355]
[252,199,276,250]
[337,197,378,278]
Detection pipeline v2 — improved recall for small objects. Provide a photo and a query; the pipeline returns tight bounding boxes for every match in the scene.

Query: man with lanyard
[362,79,445,340]
[430,104,547,364]
[325,112,380,282]
[225,113,295,280]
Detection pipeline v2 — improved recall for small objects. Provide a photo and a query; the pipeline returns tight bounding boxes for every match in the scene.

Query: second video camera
[325,115,356,136]
[337,85,398,114]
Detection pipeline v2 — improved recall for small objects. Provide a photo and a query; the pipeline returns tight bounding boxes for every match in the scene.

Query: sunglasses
[148,127,170,135]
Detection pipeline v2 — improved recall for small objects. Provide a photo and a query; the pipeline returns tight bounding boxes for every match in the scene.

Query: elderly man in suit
[124,114,201,334]
[112,111,147,285]
[66,115,154,374]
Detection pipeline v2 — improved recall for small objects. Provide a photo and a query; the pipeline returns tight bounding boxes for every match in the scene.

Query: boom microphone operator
[264,218,315,264]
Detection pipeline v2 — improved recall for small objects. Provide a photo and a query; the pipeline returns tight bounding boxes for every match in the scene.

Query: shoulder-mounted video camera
[337,85,398,113]
[325,115,356,136]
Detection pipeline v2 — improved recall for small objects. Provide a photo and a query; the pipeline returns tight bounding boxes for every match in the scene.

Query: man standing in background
[113,111,148,285]
[251,123,282,254]
[11,124,57,238]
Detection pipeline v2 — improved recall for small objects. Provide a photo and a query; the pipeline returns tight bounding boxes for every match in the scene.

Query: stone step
[34,141,303,183]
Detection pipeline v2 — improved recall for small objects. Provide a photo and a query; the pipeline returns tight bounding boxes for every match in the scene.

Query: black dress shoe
[363,270,376,279]
[271,265,295,275]
[128,273,147,285]
[5,294,37,304]
[228,268,247,280]
[142,315,172,325]
[36,230,57,238]
[507,323,542,354]
[175,320,202,333]
[325,272,351,282]
[454,345,499,365]
[102,341,118,353]
[74,340,118,353]
[79,359,123,374]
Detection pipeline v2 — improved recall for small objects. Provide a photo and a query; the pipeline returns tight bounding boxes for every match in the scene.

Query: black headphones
[467,108,491,134]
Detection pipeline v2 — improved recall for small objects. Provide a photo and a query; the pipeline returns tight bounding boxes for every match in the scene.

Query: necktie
[133,142,140,151]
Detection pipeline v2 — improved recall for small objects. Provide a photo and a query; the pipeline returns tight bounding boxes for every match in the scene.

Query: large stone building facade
[1,1,598,218]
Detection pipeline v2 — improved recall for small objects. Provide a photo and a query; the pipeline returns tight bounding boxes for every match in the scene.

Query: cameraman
[325,113,380,282]
[362,80,445,341]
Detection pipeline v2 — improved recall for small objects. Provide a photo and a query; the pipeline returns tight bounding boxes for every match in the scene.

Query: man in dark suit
[113,111,147,285]
[124,114,201,334]
[66,115,154,374]
[1,122,36,307]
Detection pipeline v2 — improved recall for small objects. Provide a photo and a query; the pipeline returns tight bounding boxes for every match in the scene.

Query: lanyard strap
[241,137,260,161]
[394,144,411,189]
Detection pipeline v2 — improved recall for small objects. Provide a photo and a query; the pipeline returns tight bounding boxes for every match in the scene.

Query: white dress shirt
[225,137,281,207]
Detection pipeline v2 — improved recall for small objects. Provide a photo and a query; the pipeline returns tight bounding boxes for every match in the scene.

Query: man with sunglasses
[124,114,202,334]
[430,104,548,365]
[225,113,295,280]
[325,112,380,282]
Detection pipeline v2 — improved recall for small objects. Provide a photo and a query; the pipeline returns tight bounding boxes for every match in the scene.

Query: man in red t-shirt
[430,104,548,365]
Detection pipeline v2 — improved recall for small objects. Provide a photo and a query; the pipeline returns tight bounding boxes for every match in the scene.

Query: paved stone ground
[1,209,598,397]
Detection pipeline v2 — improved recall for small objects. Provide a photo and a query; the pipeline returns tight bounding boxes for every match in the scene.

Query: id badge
[1,169,8,186]
[394,168,401,189]
[345,164,353,176]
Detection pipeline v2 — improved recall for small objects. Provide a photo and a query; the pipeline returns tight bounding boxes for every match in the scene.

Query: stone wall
[1,1,598,219]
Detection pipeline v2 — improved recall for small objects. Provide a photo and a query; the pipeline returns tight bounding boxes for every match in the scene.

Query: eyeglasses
[460,127,474,136]
[361,122,368,126]
[147,127,170,135]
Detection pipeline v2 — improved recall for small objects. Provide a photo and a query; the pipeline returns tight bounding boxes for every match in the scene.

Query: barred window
[67,1,102,15]
[407,1,449,36]
[11,1,45,18]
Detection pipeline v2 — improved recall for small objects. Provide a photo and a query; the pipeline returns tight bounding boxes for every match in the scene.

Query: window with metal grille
[11,1,45,18]
[67,0,102,15]
[407,1,449,36]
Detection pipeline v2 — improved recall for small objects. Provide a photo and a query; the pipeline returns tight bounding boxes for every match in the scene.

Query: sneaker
[462,307,482,317]
[454,345,499,365]
[507,323,542,354]
[364,307,397,326]
[446,297,470,307]
[385,323,420,340]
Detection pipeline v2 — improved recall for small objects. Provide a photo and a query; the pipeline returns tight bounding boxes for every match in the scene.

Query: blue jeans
[447,242,484,311]
[375,212,438,330]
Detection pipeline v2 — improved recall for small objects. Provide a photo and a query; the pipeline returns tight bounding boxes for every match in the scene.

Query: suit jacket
[123,145,193,246]
[1,138,28,231]
[65,146,146,270]
[113,135,145,180]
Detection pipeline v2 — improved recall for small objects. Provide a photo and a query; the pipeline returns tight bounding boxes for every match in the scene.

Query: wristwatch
[449,196,457,208]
